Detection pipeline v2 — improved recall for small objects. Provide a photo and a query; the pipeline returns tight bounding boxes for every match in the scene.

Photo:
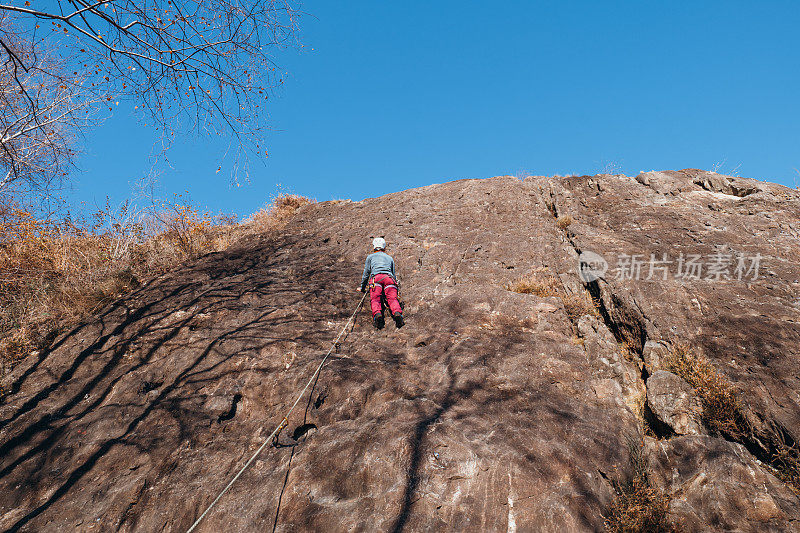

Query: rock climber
[358,237,404,329]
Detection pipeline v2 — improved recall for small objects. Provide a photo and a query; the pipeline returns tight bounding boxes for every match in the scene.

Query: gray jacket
[361,251,398,290]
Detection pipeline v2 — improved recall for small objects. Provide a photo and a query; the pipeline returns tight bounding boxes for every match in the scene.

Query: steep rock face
[1,171,799,532]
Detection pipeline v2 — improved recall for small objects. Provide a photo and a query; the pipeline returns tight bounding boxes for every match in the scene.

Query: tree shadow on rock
[0,231,363,531]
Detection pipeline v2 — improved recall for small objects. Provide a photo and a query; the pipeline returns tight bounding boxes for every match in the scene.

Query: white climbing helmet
[372,237,386,250]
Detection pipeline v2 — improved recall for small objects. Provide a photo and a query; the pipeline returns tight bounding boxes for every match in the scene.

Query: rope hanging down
[186,291,368,533]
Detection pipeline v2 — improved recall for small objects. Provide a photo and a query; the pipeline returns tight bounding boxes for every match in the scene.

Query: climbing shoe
[393,314,405,328]
[373,315,385,329]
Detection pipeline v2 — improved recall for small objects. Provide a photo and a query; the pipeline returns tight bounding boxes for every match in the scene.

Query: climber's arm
[360,256,372,291]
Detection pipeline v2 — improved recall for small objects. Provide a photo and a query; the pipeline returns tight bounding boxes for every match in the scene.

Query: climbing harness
[370,274,397,292]
[186,291,368,533]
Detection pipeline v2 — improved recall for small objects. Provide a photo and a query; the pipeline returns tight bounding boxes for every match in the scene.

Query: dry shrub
[665,345,748,439]
[156,203,214,256]
[0,202,203,371]
[245,194,314,234]
[618,339,639,362]
[770,431,800,496]
[556,215,574,230]
[0,193,311,379]
[666,346,800,494]
[605,437,673,533]
[561,292,600,320]
[606,478,672,533]
[505,269,560,297]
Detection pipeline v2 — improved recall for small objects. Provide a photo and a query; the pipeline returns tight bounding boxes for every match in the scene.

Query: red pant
[370,274,402,317]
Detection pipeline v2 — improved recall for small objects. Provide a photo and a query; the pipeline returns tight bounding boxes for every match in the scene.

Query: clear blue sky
[72,0,800,218]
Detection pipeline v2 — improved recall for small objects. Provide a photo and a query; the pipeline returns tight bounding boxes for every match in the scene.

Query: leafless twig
[0,0,299,193]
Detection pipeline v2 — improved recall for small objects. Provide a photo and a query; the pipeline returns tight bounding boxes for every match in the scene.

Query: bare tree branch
[0,0,300,195]
[0,16,101,195]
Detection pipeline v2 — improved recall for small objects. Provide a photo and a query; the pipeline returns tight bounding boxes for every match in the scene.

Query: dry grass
[605,437,673,533]
[569,335,585,346]
[770,431,800,496]
[561,292,600,320]
[505,269,600,323]
[606,478,672,533]
[617,339,642,364]
[665,345,748,439]
[0,193,313,381]
[477,313,537,333]
[505,269,561,297]
[505,270,600,320]
[243,194,314,235]
[665,345,800,494]
[556,215,574,230]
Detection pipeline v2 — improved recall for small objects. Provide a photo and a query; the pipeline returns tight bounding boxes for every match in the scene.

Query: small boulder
[642,340,669,372]
[646,370,705,435]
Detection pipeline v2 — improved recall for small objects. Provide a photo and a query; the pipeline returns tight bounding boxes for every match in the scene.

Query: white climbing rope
[186,291,368,533]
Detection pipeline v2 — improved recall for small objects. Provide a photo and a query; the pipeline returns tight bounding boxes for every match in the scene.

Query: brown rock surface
[646,436,799,532]
[646,370,704,436]
[1,171,799,531]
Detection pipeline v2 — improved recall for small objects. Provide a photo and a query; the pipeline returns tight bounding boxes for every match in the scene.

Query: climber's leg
[369,278,384,317]
[382,283,403,317]
[374,274,403,328]
[373,274,402,316]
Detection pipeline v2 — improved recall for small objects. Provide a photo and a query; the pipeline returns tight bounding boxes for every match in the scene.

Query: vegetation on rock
[0,193,312,383]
